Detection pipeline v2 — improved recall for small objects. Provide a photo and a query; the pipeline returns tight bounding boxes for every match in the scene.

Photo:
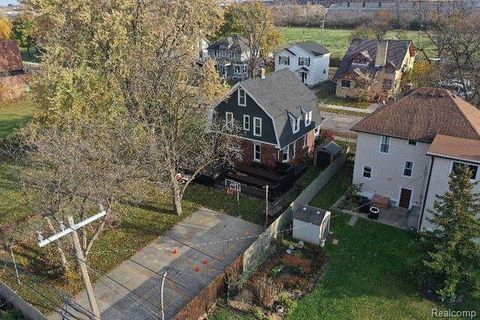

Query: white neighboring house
[351,88,480,231]
[274,41,330,86]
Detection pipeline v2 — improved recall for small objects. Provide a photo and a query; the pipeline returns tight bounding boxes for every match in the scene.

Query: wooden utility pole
[264,185,269,229]
[37,207,106,320]
[68,216,101,320]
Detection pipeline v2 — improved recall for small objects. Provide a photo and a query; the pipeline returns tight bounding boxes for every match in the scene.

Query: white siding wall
[353,132,431,208]
[421,156,480,230]
[274,46,330,86]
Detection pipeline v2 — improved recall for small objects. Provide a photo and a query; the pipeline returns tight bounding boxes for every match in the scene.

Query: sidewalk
[321,104,379,114]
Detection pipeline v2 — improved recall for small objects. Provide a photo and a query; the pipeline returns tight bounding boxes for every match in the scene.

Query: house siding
[274,47,330,86]
[421,156,480,230]
[214,88,277,145]
[353,132,431,208]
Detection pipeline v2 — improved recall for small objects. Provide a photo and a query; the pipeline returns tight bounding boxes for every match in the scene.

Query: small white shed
[293,206,331,246]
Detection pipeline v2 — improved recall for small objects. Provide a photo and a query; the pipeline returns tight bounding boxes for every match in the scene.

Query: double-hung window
[253,117,262,137]
[363,166,372,179]
[404,161,413,177]
[380,136,390,153]
[305,111,312,126]
[292,117,301,133]
[253,144,261,162]
[225,112,234,130]
[281,147,289,162]
[298,57,310,67]
[279,56,290,65]
[243,115,250,131]
[238,88,246,106]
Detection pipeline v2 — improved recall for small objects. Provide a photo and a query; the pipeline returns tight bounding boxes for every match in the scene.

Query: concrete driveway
[50,209,263,320]
[321,111,363,136]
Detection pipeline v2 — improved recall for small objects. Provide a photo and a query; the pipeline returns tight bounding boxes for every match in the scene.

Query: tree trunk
[171,177,183,216]
[45,217,69,272]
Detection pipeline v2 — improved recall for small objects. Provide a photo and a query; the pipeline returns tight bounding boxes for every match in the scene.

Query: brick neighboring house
[351,87,480,231]
[213,69,322,171]
[0,40,29,101]
[207,34,251,82]
[333,39,415,102]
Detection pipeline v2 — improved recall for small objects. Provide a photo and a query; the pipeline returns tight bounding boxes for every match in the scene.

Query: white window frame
[253,143,261,162]
[243,114,250,131]
[291,116,301,134]
[363,166,372,179]
[234,65,241,74]
[238,88,246,107]
[291,141,296,159]
[225,112,234,130]
[229,52,235,59]
[403,161,414,177]
[305,111,312,126]
[298,57,310,67]
[253,117,262,137]
[303,135,308,148]
[280,147,289,163]
[314,127,320,136]
[279,56,290,65]
[380,135,390,154]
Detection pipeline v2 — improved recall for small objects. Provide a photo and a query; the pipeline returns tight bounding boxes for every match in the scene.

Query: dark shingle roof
[333,39,411,80]
[291,41,330,56]
[352,88,480,143]
[239,69,322,147]
[207,34,249,53]
[0,40,23,73]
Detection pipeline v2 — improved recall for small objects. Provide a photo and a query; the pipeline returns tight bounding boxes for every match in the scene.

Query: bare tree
[423,12,480,106]
[15,116,144,267]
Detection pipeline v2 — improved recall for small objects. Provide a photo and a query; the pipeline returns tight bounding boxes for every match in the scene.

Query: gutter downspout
[419,156,435,232]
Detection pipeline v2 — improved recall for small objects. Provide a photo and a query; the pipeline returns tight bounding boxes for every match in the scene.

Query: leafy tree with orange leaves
[0,15,13,39]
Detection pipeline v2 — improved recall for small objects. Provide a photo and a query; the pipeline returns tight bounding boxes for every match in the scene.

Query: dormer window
[291,116,301,134]
[305,111,312,126]
[238,88,246,106]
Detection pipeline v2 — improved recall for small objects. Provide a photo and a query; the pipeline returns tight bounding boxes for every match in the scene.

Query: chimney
[260,68,266,79]
[375,41,388,67]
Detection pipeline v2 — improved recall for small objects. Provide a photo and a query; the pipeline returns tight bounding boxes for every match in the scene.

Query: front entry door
[301,72,308,83]
[399,188,412,208]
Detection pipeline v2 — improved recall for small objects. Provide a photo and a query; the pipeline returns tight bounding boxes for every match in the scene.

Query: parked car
[438,79,474,99]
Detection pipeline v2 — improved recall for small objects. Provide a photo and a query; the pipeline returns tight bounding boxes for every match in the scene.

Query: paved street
[50,209,263,320]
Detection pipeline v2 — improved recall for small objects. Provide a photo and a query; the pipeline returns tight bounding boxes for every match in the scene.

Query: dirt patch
[223,237,329,319]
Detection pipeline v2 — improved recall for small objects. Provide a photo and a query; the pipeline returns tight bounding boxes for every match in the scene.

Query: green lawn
[279,27,435,60]
[0,99,36,138]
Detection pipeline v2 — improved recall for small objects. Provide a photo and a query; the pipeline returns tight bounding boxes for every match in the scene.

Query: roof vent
[428,91,435,97]
[303,207,307,211]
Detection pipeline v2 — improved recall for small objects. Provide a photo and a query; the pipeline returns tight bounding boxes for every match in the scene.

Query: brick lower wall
[240,131,315,169]
[240,140,278,169]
